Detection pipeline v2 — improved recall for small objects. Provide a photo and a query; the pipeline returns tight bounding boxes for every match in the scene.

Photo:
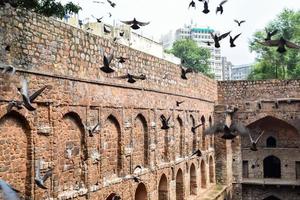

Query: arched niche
[201,160,207,188]
[190,163,197,195]
[158,174,168,200]
[209,156,215,183]
[135,183,147,200]
[264,155,281,178]
[176,169,184,200]
[175,116,184,158]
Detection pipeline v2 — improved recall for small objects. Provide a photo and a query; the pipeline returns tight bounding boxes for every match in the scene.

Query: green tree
[248,9,300,80]
[168,39,213,77]
[0,0,81,19]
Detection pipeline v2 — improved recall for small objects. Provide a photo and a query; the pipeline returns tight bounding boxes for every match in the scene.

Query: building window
[242,160,249,178]
[296,161,300,179]
[266,137,276,147]
[263,155,281,178]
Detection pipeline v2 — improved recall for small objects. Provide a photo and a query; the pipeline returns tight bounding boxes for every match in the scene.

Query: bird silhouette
[216,0,228,14]
[1,65,15,75]
[116,56,128,63]
[205,122,248,140]
[191,149,202,157]
[121,18,150,30]
[5,45,10,51]
[93,0,104,3]
[258,37,300,53]
[6,100,23,112]
[100,52,114,73]
[107,0,116,7]
[248,130,264,151]
[264,29,278,41]
[210,31,231,48]
[176,100,184,107]
[119,31,125,37]
[202,1,210,14]
[257,101,262,109]
[0,180,20,200]
[78,20,83,28]
[191,123,203,133]
[116,73,146,83]
[161,115,171,130]
[181,67,193,80]
[234,19,246,26]
[87,122,100,137]
[35,159,53,189]
[18,79,50,111]
[230,33,242,47]
[202,40,213,46]
[92,15,103,23]
[189,0,196,9]
[104,25,111,34]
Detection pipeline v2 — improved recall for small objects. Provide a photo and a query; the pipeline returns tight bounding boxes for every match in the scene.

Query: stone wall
[0,5,222,200]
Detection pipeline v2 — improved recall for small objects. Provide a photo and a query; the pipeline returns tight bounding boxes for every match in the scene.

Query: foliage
[168,39,213,78]
[0,0,81,19]
[248,9,300,80]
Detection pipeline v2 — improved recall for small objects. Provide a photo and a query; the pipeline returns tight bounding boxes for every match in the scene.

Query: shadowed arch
[264,155,281,178]
[158,174,168,200]
[209,156,215,183]
[160,114,169,162]
[263,195,281,200]
[58,112,87,190]
[190,115,197,152]
[208,116,212,127]
[201,160,207,188]
[102,114,122,177]
[135,183,147,200]
[175,116,184,158]
[0,111,32,198]
[176,168,184,200]
[106,193,120,200]
[190,163,197,195]
[201,115,206,149]
[266,136,277,147]
[133,114,149,168]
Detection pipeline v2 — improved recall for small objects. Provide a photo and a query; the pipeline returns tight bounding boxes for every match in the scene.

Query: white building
[222,57,233,81]
[172,25,223,80]
[231,64,254,80]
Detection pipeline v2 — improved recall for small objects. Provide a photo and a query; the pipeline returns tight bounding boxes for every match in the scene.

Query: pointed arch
[266,136,276,147]
[0,111,32,198]
[101,114,122,177]
[175,116,184,158]
[190,115,197,152]
[135,183,147,200]
[106,193,120,200]
[264,155,281,178]
[263,195,281,200]
[160,114,169,162]
[209,156,215,183]
[158,174,168,200]
[208,116,212,127]
[133,114,149,168]
[201,115,206,150]
[201,160,207,188]
[190,163,197,195]
[176,169,184,200]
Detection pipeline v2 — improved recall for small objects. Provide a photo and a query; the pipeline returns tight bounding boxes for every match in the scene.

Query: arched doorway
[176,169,184,200]
[201,160,207,188]
[209,156,214,183]
[190,164,197,195]
[264,156,281,178]
[0,112,32,198]
[135,183,147,200]
[158,174,168,200]
[133,114,149,168]
[263,195,281,200]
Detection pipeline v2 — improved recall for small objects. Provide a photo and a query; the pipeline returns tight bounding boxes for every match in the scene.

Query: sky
[60,0,300,65]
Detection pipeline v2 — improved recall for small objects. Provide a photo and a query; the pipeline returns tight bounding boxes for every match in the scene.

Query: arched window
[190,164,197,195]
[158,174,168,200]
[264,155,281,178]
[266,136,276,148]
[135,183,147,200]
[176,169,184,200]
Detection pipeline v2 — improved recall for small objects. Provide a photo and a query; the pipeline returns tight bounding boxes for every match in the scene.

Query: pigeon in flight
[264,29,278,41]
[87,122,100,137]
[100,52,114,73]
[205,122,248,140]
[18,79,50,111]
[181,67,193,80]
[92,15,103,23]
[191,149,202,157]
[202,1,210,14]
[6,100,23,112]
[202,40,213,46]
[35,159,53,189]
[0,180,20,200]
[210,31,231,48]
[234,20,246,26]
[191,123,203,133]
[104,25,111,34]
[248,130,264,151]
[216,0,228,14]
[1,65,16,75]
[121,18,150,30]
[116,56,128,63]
[230,33,242,47]
[119,31,125,37]
[107,0,116,7]
[189,0,196,9]
[161,115,171,130]
[258,37,300,53]
[116,73,146,84]
[176,101,184,107]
